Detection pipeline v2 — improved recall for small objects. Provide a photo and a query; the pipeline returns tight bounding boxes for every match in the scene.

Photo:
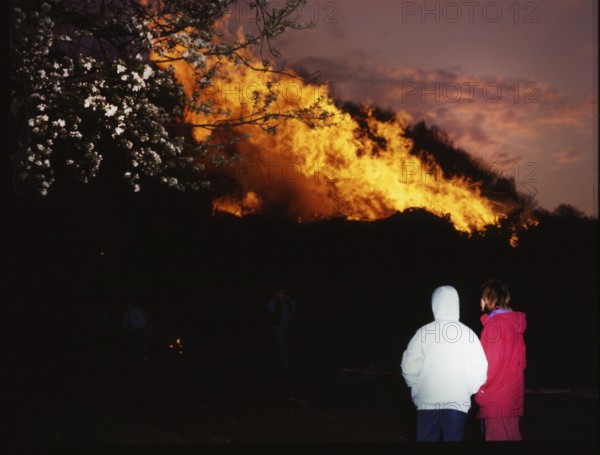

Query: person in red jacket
[475,279,527,441]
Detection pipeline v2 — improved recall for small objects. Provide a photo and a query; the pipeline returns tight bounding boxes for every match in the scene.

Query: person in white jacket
[401,285,488,441]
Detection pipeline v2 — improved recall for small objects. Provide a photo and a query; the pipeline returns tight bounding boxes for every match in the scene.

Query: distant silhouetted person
[267,288,297,373]
[475,279,527,441]
[401,285,488,442]
[123,301,150,362]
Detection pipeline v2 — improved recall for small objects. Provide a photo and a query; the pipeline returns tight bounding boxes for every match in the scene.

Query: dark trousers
[130,327,149,361]
[269,328,290,370]
[417,409,467,442]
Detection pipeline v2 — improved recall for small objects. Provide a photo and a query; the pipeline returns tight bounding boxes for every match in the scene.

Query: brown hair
[480,279,511,313]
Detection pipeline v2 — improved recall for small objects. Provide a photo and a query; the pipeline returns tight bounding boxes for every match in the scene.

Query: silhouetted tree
[405,121,521,200]
[552,203,588,220]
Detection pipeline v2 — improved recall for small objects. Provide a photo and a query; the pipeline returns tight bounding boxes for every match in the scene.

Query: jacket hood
[481,311,527,333]
[432,286,460,321]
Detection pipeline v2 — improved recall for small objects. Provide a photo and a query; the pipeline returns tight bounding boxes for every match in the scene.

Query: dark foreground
[4,205,598,452]
[8,348,598,451]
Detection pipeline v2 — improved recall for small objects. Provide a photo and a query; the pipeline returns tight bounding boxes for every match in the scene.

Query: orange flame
[152,26,507,234]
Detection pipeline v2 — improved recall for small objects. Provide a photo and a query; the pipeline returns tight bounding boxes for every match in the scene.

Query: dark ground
[4,194,598,452]
[7,331,599,450]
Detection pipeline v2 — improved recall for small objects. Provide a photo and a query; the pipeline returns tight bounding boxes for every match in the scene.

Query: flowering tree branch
[9,0,334,195]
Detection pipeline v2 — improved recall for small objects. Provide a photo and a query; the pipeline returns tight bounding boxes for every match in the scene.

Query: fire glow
[152,28,508,235]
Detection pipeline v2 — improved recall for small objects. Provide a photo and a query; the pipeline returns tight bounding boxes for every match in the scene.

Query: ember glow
[153,30,510,234]
[169,337,184,355]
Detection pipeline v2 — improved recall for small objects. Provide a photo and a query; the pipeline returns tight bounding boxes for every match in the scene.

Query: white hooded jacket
[401,286,488,414]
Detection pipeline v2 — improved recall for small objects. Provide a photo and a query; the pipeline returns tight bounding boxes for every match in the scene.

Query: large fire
[152,24,507,234]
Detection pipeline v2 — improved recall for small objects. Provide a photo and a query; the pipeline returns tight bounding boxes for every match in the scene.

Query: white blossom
[142,65,154,80]
[132,72,146,87]
[105,104,118,117]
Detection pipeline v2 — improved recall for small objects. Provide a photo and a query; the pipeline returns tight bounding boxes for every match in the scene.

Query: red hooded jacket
[475,310,527,419]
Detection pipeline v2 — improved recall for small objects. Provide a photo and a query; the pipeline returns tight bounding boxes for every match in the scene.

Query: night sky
[263,0,598,216]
